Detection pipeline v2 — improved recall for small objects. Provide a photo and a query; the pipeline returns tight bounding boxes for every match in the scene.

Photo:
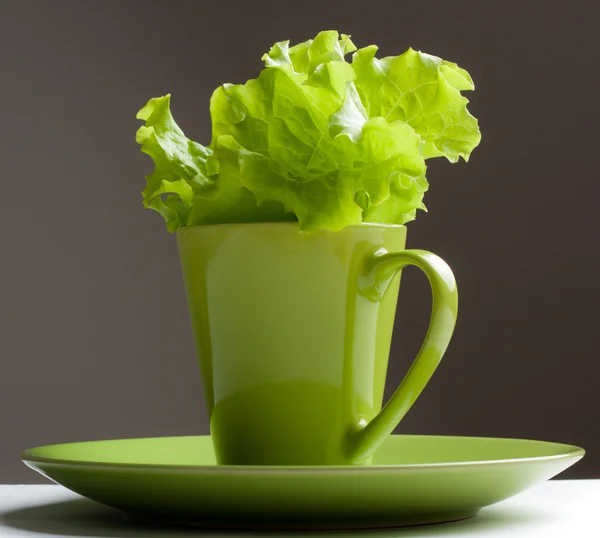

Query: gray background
[1,0,599,483]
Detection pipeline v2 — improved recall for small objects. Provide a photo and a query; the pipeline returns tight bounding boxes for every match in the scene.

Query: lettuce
[137,31,480,232]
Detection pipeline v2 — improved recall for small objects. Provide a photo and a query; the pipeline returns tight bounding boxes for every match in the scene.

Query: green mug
[177,222,457,465]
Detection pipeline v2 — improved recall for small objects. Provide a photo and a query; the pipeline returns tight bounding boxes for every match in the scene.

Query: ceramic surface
[178,223,458,464]
[22,435,584,530]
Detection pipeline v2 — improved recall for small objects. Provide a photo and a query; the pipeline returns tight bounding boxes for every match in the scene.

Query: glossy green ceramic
[22,435,584,529]
[177,223,457,465]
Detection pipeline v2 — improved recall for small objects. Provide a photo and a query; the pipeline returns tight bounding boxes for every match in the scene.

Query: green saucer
[22,435,583,530]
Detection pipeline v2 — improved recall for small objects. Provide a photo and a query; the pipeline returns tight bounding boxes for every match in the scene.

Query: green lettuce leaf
[135,95,217,231]
[136,31,480,232]
[352,46,481,162]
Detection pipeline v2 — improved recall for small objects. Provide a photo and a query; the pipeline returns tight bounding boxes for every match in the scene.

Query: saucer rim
[21,434,585,474]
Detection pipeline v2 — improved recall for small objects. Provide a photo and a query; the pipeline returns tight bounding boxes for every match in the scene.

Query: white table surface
[0,480,597,537]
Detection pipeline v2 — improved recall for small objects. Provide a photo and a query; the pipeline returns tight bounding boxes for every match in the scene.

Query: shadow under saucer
[0,496,551,538]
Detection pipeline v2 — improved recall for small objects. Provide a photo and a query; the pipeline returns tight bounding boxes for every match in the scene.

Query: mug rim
[176,222,406,234]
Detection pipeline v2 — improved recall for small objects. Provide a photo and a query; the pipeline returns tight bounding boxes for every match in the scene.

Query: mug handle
[348,249,458,463]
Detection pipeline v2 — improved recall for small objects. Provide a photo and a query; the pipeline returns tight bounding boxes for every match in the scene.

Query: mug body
[177,222,406,465]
